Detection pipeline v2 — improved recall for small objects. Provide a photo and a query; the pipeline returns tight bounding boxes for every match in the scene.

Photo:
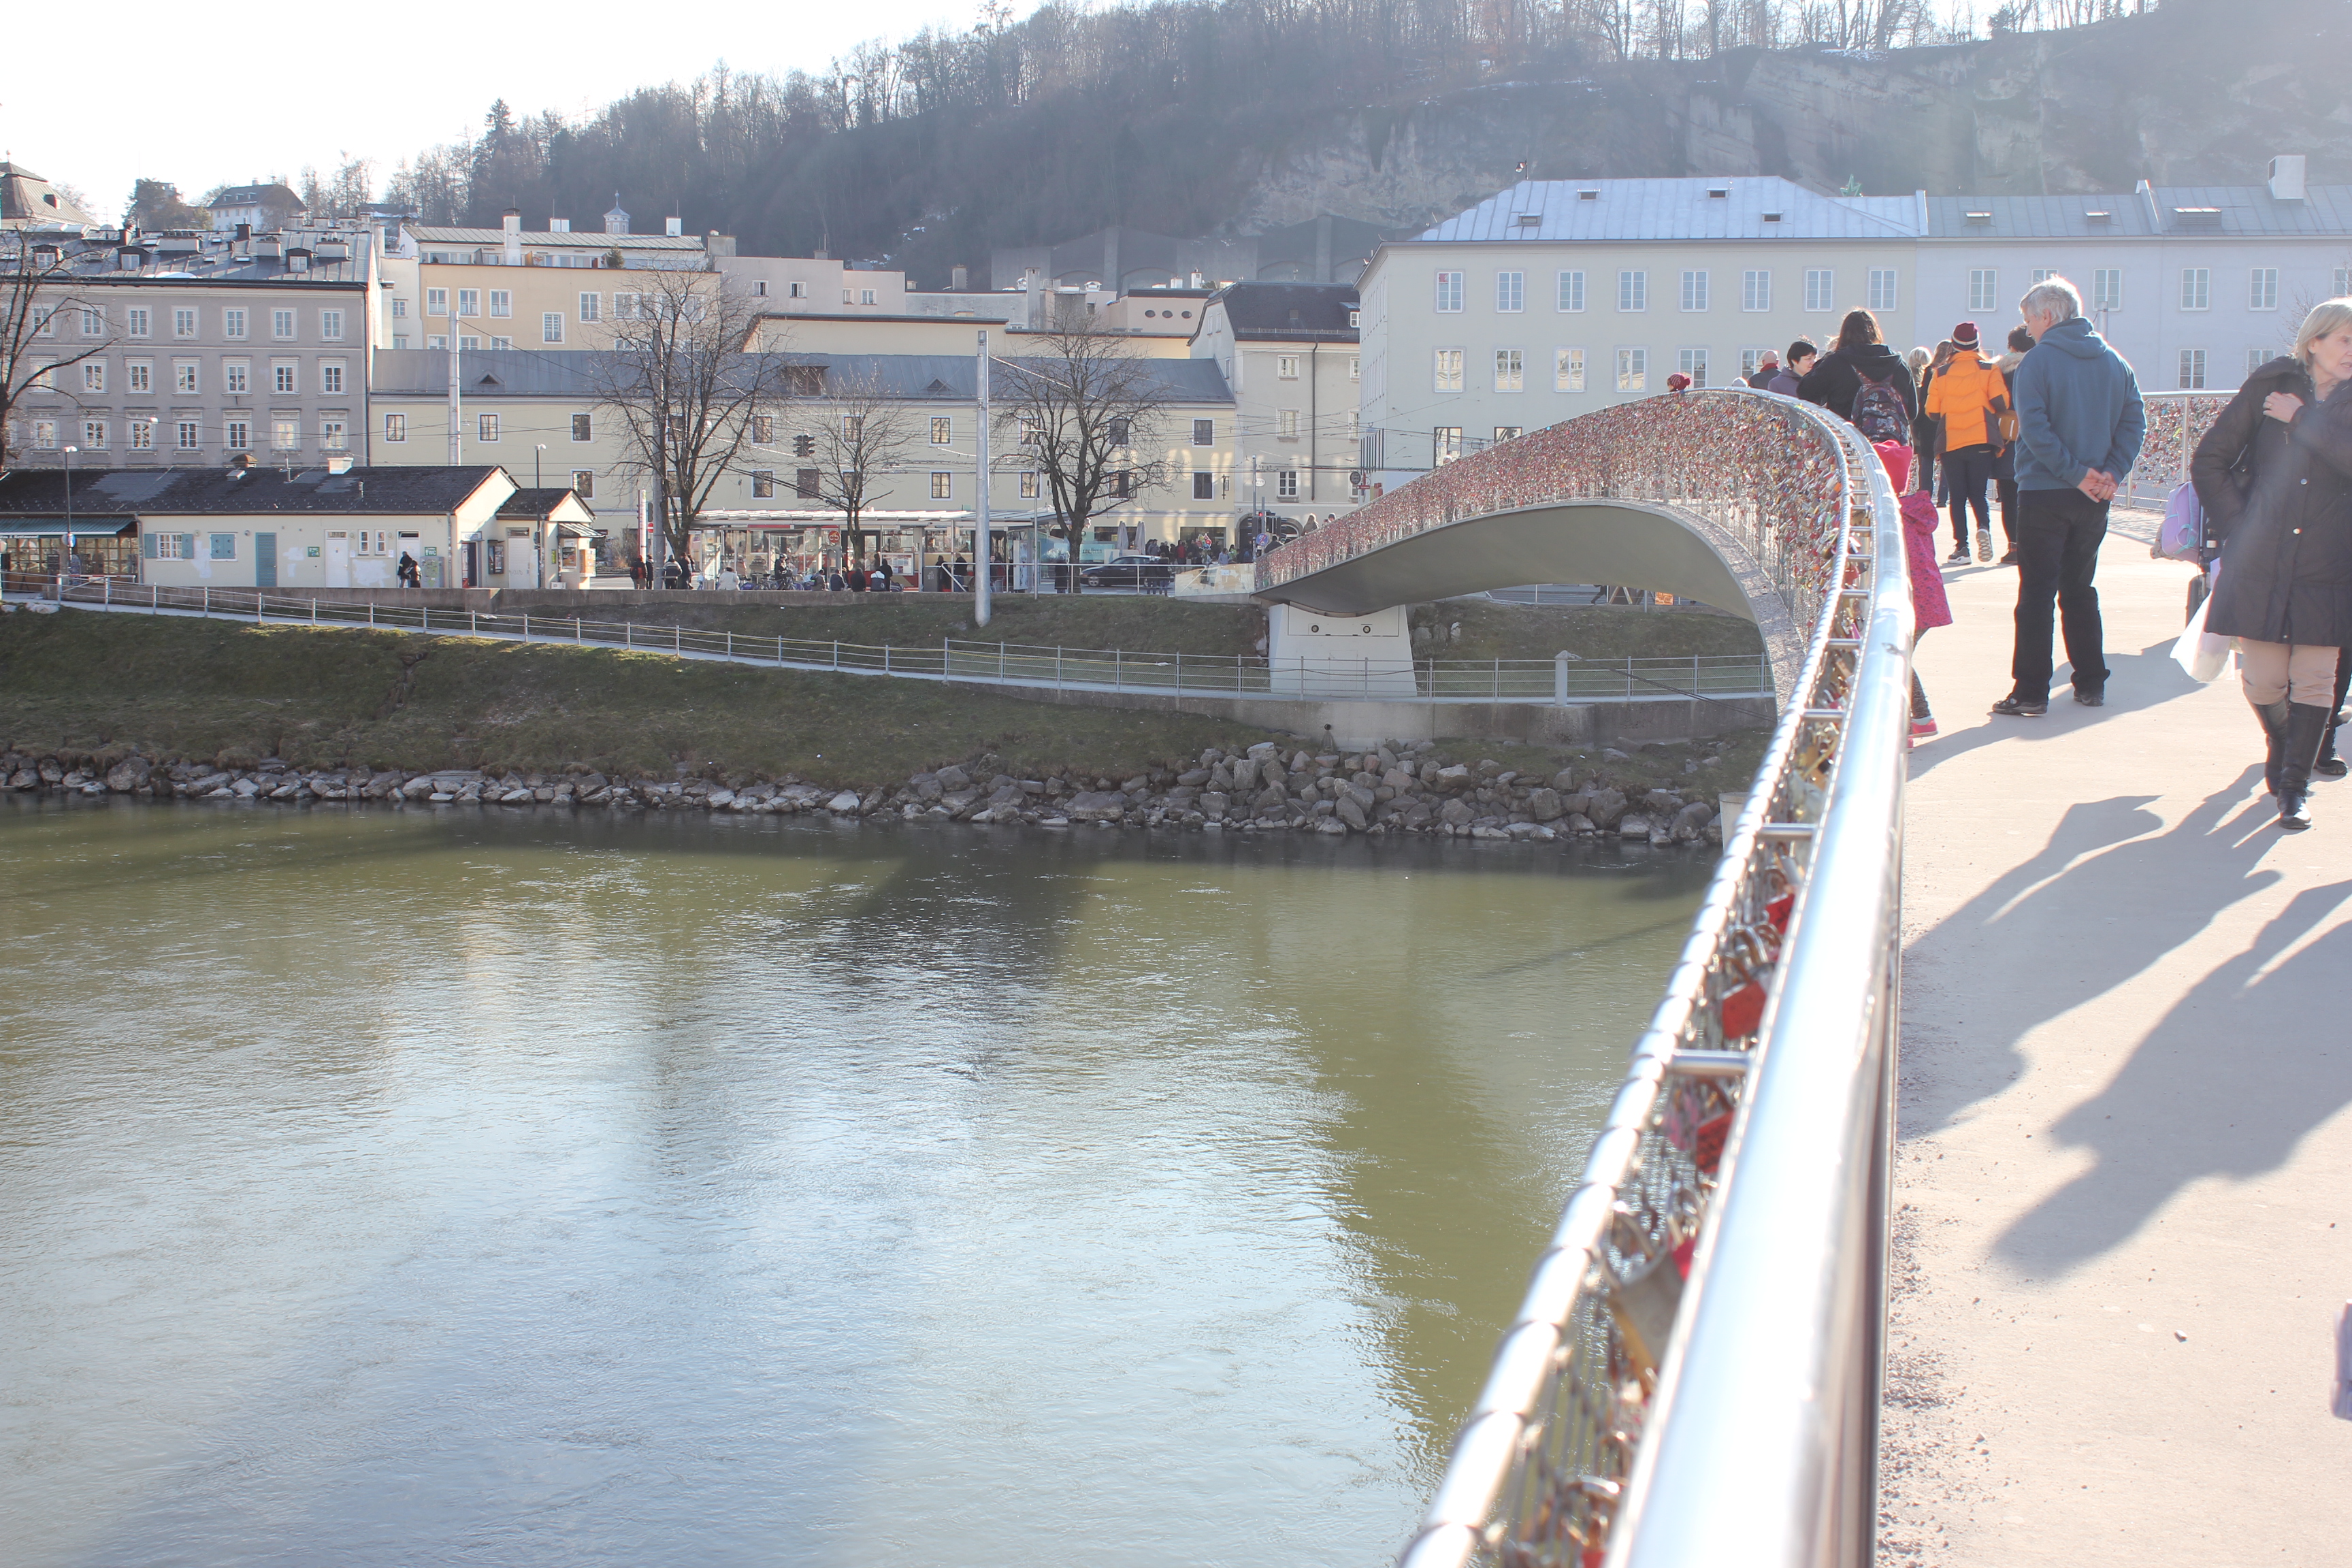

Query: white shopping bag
[2172,567,2229,683]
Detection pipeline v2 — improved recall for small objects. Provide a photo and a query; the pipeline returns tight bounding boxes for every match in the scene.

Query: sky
[5,0,1019,223]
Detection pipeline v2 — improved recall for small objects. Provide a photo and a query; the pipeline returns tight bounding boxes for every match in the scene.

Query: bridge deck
[1883,511,2352,1561]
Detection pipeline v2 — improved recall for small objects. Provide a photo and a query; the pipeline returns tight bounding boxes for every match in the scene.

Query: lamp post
[61,446,78,587]
[534,446,549,587]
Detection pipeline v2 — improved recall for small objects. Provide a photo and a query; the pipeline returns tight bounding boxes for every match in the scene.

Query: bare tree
[0,241,114,464]
[803,368,915,570]
[992,324,1176,592]
[585,267,789,572]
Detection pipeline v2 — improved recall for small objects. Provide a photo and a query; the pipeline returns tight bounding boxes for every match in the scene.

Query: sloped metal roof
[1415,178,1923,244]
[0,466,506,517]
[1927,184,2352,239]
[409,226,706,250]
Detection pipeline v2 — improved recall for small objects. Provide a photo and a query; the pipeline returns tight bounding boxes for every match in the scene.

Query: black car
[1078,555,1177,592]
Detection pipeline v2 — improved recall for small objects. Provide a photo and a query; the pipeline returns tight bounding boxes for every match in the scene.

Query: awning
[0,519,137,536]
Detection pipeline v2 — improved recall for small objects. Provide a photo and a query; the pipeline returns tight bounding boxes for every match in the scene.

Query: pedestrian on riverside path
[1867,439,1954,740]
[1744,350,1780,390]
[1767,340,1814,397]
[1925,321,2011,566]
[1797,310,1918,440]
[1991,278,2144,719]
[1989,325,2035,565]
[1908,346,1940,497]
[2189,298,2352,832]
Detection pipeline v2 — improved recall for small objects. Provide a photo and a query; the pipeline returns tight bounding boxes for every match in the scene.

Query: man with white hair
[1991,277,2146,717]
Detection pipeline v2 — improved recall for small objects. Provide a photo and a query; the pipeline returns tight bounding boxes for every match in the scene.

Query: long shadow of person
[1907,635,2210,783]
[1901,774,2285,1134]
[1994,881,2352,1273]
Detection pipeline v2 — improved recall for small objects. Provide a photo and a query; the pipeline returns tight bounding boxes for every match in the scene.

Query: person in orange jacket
[1925,321,2013,564]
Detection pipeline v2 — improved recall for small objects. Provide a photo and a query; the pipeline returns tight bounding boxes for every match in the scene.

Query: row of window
[1262,353,1361,381]
[378,412,1231,448]
[43,357,349,396]
[31,416,349,452]
[1435,268,1899,316]
[1422,340,2285,396]
[1961,266,2342,314]
[34,306,348,342]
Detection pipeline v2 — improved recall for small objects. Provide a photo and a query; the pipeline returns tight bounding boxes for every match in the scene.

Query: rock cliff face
[1218,0,2350,235]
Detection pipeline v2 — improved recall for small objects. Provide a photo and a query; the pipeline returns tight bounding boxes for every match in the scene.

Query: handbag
[2153,481,2206,561]
[2170,562,2230,683]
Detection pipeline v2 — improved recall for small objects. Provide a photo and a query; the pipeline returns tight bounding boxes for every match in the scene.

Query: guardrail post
[368,600,375,627]
[523,612,530,639]
[103,577,110,606]
[883,642,890,673]
[1492,657,1500,700]
[1175,650,1182,695]
[1556,651,1571,706]
[623,619,630,647]
[311,598,317,624]
[832,640,839,669]
[728,630,734,660]
[1056,647,1063,687]
[1115,648,1122,691]
[203,587,210,616]
[576,617,582,644]
[674,625,681,654]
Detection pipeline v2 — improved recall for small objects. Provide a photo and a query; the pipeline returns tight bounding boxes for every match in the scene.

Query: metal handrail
[1395,391,1910,1568]
[2125,390,2230,508]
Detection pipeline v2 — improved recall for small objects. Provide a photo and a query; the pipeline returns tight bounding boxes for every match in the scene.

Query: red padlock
[1693,1111,1733,1175]
[1721,979,1766,1039]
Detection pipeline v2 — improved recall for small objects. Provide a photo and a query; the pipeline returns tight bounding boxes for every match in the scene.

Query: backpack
[2155,481,2206,562]
[1850,364,1911,446]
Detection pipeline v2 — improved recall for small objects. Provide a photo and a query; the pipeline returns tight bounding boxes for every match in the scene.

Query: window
[127,361,150,393]
[1496,271,1524,312]
[385,412,410,444]
[391,299,408,319]
[1969,269,1999,312]
[321,420,347,451]
[321,310,344,341]
[174,360,199,393]
[225,362,249,394]
[572,470,594,498]
[1494,348,1524,392]
[2029,269,2055,286]
[127,308,150,338]
[1492,425,1522,442]
[1192,418,1214,445]
[1435,271,1464,312]
[478,413,500,442]
[129,420,154,450]
[1107,416,1132,447]
[1868,269,1898,311]
[1277,354,1301,379]
[1805,269,1834,312]
[570,414,593,442]
[542,312,564,344]
[224,308,248,340]
[150,531,187,559]
[1742,270,1770,312]
[29,305,55,337]
[1680,270,1708,312]
[1275,468,1298,499]
[742,413,768,444]
[321,362,344,394]
[1618,270,1647,312]
[272,419,299,451]
[209,534,237,561]
[1193,472,1215,499]
[2179,348,2206,389]
[2181,268,2210,310]
[82,420,108,448]
[80,306,103,336]
[1616,347,1648,391]
[1348,355,1360,382]
[273,363,297,394]
[2336,267,2352,299]
[1432,427,1463,467]
[1557,270,1586,312]
[459,289,483,318]
[842,414,862,439]
[2093,269,2123,312]
[272,310,295,340]
[1018,472,1039,499]
[752,470,775,498]
[174,308,197,338]
[788,281,806,299]
[860,289,877,306]
[32,420,56,449]
[176,421,201,450]
[1017,416,1041,446]
[427,288,448,316]
[1678,347,1709,387]
[796,468,821,498]
[82,361,105,393]
[1278,408,1301,438]
[2250,268,2279,311]
[578,293,600,323]
[930,472,953,499]
[1740,347,1768,380]
[489,337,512,350]
[1433,347,1464,391]
[1555,346,1586,392]
[931,415,952,444]
[489,291,512,318]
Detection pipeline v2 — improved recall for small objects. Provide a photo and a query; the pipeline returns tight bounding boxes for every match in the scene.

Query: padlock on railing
[1605,1205,1685,1377]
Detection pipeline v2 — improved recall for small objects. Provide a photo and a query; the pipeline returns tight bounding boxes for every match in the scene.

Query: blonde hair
[1905,346,1931,375]
[2294,298,2352,363]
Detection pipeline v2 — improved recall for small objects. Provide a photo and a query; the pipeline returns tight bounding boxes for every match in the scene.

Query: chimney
[235,222,251,243]
[2269,154,2308,201]
[706,231,736,258]
[327,455,354,474]
[1024,267,1044,329]
[665,216,683,238]
[503,207,523,265]
[951,263,969,291]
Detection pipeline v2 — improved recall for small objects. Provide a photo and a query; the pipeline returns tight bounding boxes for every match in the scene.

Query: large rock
[934,764,971,790]
[1335,794,1369,831]
[1671,801,1716,840]
[1439,797,1475,827]
[1198,790,1230,820]
[1062,790,1128,821]
[1550,768,1581,793]
[826,791,863,813]
[1584,787,1629,829]
[1526,787,1565,822]
[1342,781,1375,813]
[1254,782,1287,812]
[1228,757,1260,791]
[105,759,152,793]
[1176,768,1212,787]
[1435,763,1473,790]
[1618,813,1652,839]
[399,774,437,799]
[1382,767,1417,792]
[1642,788,1683,817]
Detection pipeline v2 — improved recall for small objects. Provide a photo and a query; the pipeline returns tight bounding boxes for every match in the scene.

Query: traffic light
[792,434,815,457]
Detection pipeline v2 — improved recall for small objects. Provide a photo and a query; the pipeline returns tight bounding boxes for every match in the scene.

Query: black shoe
[2316,756,2349,779]
[2074,686,2106,707]
[1997,550,2020,566]
[1990,694,2048,717]
[2276,702,2330,830]
[1946,546,1972,564]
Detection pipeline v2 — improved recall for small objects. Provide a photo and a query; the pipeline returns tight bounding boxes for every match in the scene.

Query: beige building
[1189,281,1362,528]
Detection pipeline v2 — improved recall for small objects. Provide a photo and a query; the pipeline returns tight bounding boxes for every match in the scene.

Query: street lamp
[61,446,77,586]
[534,446,549,588]
[534,444,546,489]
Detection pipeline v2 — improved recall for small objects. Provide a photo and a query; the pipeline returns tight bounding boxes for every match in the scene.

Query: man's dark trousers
[2012,487,2111,698]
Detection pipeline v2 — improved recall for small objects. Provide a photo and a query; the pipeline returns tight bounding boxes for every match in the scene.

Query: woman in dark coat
[1797,309,1919,436]
[2191,299,2352,830]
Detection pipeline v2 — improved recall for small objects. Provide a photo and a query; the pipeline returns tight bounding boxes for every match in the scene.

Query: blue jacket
[2012,317,2145,492]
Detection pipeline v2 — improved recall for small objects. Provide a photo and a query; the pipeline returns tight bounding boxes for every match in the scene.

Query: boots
[2317,717,2349,779]
[2276,701,2330,831]
[2255,698,2291,797]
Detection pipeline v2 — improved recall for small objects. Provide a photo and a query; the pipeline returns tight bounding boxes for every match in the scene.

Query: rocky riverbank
[4,737,1731,846]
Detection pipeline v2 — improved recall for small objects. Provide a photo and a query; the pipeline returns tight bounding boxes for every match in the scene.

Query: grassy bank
[1411,600,1763,663]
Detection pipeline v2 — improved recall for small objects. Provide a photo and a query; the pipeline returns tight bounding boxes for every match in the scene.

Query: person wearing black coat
[2190,302,2352,831]
[1796,310,1919,434]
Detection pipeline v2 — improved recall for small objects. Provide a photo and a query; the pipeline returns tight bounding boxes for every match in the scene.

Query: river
[0,797,1711,1567]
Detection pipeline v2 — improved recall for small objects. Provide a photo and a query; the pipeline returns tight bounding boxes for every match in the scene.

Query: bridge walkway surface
[1880,510,2352,1563]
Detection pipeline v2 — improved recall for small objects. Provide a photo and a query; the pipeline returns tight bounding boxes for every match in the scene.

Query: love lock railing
[1386,392,1912,1568]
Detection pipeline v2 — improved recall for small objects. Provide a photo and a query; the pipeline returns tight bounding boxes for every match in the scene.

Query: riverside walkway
[1881,512,2352,1563]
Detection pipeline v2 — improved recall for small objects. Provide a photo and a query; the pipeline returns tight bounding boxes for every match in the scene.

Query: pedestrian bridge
[1284,391,1917,1568]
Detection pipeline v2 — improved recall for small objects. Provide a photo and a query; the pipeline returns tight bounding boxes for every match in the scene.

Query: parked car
[1078,555,1176,592]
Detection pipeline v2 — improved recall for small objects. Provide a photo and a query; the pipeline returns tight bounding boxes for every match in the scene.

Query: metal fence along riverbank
[31,581,1769,707]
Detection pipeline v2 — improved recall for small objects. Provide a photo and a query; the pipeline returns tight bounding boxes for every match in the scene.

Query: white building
[1189,281,1361,524]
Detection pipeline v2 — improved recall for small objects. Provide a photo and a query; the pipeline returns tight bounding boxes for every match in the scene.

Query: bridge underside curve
[1255,499,1805,706]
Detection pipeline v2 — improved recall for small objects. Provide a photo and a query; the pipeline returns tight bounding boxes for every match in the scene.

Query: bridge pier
[1263,603,1418,698]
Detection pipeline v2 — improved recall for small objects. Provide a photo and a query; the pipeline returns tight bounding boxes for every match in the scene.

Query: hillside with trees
[374,0,2333,286]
